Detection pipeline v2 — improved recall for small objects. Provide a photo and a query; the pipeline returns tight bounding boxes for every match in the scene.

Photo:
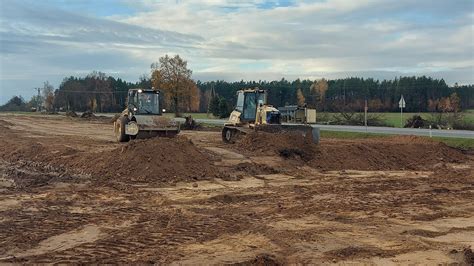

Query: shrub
[404,115,427,128]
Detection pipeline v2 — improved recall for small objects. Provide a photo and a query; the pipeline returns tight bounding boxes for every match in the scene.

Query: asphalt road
[293,123,474,139]
[86,114,473,139]
[179,118,474,139]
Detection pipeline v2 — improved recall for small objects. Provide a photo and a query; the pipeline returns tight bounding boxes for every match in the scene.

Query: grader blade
[256,124,319,144]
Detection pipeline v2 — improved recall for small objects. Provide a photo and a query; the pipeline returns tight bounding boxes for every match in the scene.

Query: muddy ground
[0,114,473,264]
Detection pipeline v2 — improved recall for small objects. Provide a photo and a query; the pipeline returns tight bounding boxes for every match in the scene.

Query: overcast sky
[0,0,473,103]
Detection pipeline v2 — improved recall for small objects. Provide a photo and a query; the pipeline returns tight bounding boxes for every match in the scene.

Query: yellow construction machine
[222,88,319,143]
[114,89,180,142]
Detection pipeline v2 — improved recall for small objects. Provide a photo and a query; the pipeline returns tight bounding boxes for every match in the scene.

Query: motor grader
[114,89,180,142]
[222,88,319,143]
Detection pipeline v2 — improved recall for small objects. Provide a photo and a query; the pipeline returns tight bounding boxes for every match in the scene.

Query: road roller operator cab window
[128,90,160,115]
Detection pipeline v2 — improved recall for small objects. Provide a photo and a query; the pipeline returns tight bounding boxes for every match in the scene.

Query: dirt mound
[75,111,111,123]
[68,136,222,184]
[234,132,467,171]
[463,247,474,264]
[65,110,78,118]
[0,125,223,185]
[236,131,314,160]
[313,139,466,171]
[80,111,96,119]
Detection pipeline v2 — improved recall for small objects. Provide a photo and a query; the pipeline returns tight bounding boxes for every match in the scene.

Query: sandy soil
[0,114,473,264]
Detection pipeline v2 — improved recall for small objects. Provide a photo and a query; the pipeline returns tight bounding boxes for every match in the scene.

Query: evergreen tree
[218,97,230,118]
[0,96,28,111]
[208,95,220,117]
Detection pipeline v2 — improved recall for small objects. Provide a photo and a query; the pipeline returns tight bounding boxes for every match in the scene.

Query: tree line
[201,77,473,115]
[2,55,473,116]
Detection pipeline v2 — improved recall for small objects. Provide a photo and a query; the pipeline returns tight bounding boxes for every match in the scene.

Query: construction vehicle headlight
[137,89,143,93]
[133,107,138,112]
[162,109,166,113]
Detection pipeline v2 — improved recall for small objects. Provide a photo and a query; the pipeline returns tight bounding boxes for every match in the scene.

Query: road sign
[399,95,406,127]
[399,95,406,108]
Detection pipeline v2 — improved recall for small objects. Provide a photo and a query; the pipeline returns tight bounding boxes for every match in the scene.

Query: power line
[55,90,128,94]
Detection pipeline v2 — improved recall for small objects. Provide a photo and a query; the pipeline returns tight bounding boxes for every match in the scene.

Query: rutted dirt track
[0,114,473,264]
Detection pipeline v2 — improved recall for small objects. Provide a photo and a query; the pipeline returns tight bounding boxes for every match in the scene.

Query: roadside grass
[320,130,388,139]
[431,137,474,150]
[317,112,474,128]
[163,113,216,119]
[166,111,474,127]
[321,130,474,150]
[461,110,474,124]
[374,112,421,127]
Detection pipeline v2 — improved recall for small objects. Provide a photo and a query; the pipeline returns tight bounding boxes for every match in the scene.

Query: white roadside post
[364,99,368,132]
[399,95,406,127]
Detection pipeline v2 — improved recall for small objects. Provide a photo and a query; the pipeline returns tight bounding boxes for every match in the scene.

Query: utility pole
[36,88,41,111]
[364,99,368,132]
[343,79,346,106]
[207,85,215,118]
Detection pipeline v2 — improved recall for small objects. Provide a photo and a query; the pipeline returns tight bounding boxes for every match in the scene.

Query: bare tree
[42,81,55,111]
[308,78,328,110]
[296,88,305,106]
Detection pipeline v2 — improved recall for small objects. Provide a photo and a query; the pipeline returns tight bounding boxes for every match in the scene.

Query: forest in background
[2,70,473,129]
[1,67,473,117]
[2,73,472,115]
[2,53,472,116]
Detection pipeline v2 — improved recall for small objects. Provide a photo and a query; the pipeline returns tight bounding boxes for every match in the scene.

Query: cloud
[0,1,202,52]
[112,0,474,94]
[118,0,473,72]
[0,1,202,103]
[0,0,473,104]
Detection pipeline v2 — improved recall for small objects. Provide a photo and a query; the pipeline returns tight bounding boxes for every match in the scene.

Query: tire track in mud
[3,166,473,264]
[0,209,91,256]
[2,116,474,264]
[16,209,259,263]
[3,156,473,263]
[3,176,265,263]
